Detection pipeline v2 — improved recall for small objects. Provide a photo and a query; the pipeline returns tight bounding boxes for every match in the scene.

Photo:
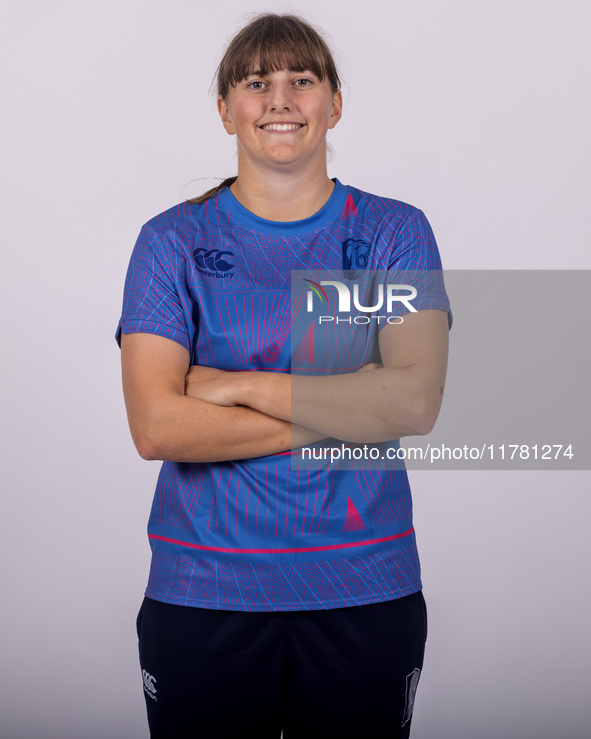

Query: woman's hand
[185,362,381,410]
[185,365,240,406]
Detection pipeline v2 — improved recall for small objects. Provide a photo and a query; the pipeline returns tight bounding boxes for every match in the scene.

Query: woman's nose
[270,83,293,110]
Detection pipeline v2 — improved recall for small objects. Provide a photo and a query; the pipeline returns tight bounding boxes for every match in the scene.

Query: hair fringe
[216,13,340,100]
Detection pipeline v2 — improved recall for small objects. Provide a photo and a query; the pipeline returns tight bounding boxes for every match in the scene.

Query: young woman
[118,13,449,739]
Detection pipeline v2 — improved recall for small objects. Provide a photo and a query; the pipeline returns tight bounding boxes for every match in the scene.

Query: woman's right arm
[121,332,320,463]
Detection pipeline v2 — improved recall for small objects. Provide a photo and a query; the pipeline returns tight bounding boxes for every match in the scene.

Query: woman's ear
[217,96,236,135]
[328,90,343,130]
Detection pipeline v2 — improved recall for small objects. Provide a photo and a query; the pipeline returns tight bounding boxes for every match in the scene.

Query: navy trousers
[137,592,427,738]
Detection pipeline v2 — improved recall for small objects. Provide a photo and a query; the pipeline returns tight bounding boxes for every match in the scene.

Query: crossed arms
[120,309,449,463]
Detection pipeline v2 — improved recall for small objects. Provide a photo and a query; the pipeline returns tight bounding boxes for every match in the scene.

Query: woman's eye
[248,80,265,90]
[295,78,312,87]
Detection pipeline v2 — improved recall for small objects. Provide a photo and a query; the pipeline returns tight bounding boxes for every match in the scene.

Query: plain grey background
[1,1,589,737]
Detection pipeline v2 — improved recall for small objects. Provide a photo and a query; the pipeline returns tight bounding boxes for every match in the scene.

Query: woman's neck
[229,167,335,222]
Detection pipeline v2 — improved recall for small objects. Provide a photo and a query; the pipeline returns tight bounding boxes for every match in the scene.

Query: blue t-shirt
[117,179,449,611]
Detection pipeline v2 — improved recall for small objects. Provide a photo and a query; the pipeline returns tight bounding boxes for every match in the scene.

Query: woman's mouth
[259,123,304,132]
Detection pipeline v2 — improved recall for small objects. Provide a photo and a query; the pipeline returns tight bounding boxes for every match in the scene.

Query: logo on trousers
[142,669,157,701]
[402,668,420,727]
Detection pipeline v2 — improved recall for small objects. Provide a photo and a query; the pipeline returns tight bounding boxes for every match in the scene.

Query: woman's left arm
[185,309,449,443]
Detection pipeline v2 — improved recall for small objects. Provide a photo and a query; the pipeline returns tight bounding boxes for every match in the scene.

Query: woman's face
[218,66,342,176]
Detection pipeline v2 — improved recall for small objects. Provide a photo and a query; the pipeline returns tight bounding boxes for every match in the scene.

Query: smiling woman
[117,12,449,739]
[217,67,342,199]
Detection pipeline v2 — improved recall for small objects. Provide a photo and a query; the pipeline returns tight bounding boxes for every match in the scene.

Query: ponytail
[187,176,237,205]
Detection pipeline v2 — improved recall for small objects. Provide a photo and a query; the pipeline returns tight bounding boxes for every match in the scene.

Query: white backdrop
[1,1,589,737]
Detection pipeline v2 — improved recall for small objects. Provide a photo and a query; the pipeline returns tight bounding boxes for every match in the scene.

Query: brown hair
[188,13,340,205]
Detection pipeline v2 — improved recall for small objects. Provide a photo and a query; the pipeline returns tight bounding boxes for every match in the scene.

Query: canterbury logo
[193,248,234,272]
[142,669,157,700]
